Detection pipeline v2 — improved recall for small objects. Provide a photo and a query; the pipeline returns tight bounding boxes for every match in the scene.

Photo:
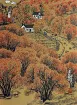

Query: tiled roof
[32,12,43,16]
[23,24,34,28]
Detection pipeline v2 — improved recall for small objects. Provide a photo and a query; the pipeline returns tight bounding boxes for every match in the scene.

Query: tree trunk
[2,86,11,97]
[40,89,52,102]
[3,90,10,97]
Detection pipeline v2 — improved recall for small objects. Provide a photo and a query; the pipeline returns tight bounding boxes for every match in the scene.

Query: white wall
[21,25,34,32]
[33,15,42,19]
[25,28,34,32]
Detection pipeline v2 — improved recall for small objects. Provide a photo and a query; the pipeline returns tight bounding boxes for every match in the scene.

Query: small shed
[32,12,43,19]
[21,24,34,32]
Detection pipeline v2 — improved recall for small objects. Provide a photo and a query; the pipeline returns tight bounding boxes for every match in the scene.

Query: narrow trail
[44,34,65,58]
[44,33,74,59]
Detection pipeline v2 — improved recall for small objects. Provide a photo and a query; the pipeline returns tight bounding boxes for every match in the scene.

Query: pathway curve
[44,33,73,58]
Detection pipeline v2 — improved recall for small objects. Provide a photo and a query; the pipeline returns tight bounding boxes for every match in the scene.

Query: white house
[5,0,10,4]
[32,12,43,19]
[21,24,34,32]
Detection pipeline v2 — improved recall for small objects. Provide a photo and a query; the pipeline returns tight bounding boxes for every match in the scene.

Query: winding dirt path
[44,34,65,58]
[44,33,73,58]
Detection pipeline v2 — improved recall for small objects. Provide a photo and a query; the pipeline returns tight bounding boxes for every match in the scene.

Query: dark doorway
[30,29,31,32]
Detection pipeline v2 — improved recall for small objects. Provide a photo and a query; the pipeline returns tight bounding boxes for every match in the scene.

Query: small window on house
[26,29,29,31]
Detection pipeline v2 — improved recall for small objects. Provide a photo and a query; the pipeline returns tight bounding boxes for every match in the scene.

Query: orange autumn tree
[70,1,77,13]
[0,30,20,51]
[31,43,58,58]
[51,16,65,35]
[26,63,69,102]
[70,14,77,26]
[19,35,58,58]
[55,2,69,16]
[62,51,77,73]
[34,19,46,33]
[18,35,34,48]
[12,47,38,76]
[6,24,24,36]
[0,48,12,58]
[0,58,21,97]
[62,51,77,64]
[41,54,67,74]
[62,51,77,86]
[64,24,77,40]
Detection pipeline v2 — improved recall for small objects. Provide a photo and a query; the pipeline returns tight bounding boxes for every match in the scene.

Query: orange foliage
[34,19,46,33]
[6,24,24,36]
[0,48,12,58]
[62,51,77,75]
[25,63,69,102]
[0,58,21,77]
[0,58,21,97]
[41,54,67,74]
[0,30,19,51]
[62,51,77,64]
[64,24,77,40]
[70,14,77,26]
[12,47,38,64]
[68,88,72,94]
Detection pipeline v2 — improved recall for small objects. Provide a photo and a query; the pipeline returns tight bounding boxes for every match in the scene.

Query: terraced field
[27,33,57,49]
[27,32,77,59]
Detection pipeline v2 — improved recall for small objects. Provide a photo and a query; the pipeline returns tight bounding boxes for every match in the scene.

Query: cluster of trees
[64,24,77,40]
[12,0,77,40]
[0,0,77,102]
[0,24,77,102]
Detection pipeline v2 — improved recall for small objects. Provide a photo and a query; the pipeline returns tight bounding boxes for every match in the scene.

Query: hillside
[0,23,77,105]
[0,23,76,105]
[0,0,77,105]
[11,0,77,57]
